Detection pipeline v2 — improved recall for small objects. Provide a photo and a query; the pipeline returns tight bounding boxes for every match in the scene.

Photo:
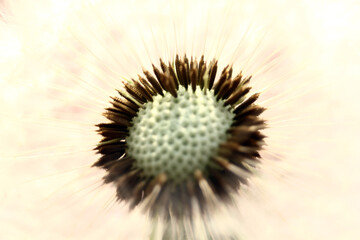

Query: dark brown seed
[216,80,231,100]
[225,86,251,106]
[143,70,164,96]
[235,105,266,119]
[138,75,157,96]
[115,169,141,199]
[165,74,178,97]
[198,57,206,89]
[124,82,146,104]
[117,89,142,108]
[152,64,167,90]
[159,58,168,72]
[94,141,126,154]
[213,65,230,95]
[234,93,260,114]
[223,75,241,99]
[208,60,218,90]
[129,180,149,209]
[110,98,137,116]
[103,111,132,124]
[183,55,190,89]
[190,61,198,92]
[97,130,128,140]
[168,62,179,89]
[175,55,185,87]
[133,80,153,101]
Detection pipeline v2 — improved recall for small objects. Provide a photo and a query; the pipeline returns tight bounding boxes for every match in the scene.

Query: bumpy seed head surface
[126,86,234,182]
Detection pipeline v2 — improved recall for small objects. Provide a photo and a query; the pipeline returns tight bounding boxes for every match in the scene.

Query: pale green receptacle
[126,86,234,182]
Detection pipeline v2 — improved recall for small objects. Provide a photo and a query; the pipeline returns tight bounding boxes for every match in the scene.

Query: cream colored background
[1,0,360,239]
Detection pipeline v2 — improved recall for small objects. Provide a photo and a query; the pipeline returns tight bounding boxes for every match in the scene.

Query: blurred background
[0,0,359,239]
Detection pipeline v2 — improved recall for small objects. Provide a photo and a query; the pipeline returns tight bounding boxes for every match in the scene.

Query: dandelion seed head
[95,55,266,223]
